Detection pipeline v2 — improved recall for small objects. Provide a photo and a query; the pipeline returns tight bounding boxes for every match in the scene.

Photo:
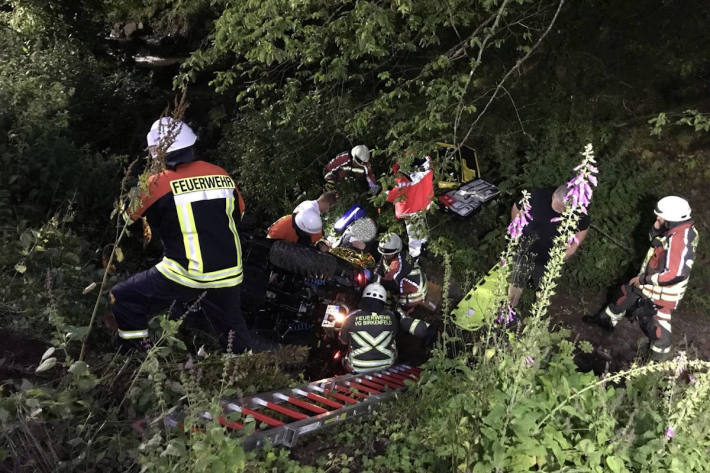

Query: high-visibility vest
[342,310,398,373]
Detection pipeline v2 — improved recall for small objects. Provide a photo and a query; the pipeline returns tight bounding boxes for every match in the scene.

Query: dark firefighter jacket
[340,309,398,372]
[127,159,245,289]
[638,220,699,305]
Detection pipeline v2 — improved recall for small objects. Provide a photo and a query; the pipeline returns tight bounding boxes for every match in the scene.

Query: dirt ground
[548,289,710,374]
[0,329,48,382]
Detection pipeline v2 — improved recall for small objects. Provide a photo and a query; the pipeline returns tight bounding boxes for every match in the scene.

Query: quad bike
[239,233,372,376]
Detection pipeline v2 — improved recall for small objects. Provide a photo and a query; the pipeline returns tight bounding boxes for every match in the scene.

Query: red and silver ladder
[163,364,420,449]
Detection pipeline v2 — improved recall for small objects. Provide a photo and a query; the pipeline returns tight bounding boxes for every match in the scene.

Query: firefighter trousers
[110,266,251,352]
[602,283,674,360]
[400,316,436,345]
[404,214,428,258]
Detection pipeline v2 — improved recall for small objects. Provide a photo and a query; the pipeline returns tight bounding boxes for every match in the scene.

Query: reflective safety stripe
[656,319,672,333]
[408,319,421,335]
[651,344,671,354]
[118,329,149,340]
[158,258,243,281]
[349,329,395,373]
[604,306,623,324]
[351,331,394,358]
[351,358,394,371]
[176,202,203,272]
[225,196,243,269]
[156,260,242,289]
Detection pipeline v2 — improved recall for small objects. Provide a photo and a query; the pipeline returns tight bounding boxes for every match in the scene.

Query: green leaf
[606,456,624,473]
[35,357,57,373]
[14,263,27,274]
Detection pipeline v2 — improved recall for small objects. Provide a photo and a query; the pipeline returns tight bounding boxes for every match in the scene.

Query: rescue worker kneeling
[376,233,427,310]
[267,191,337,250]
[339,282,435,373]
[110,118,254,353]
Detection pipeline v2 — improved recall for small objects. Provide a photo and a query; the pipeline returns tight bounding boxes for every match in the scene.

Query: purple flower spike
[524,356,535,367]
[665,427,676,439]
[507,201,533,241]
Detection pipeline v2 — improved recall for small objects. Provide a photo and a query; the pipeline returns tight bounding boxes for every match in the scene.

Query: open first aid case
[438,178,500,217]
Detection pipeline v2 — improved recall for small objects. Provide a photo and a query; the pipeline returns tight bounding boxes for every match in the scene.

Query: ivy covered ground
[2,1,710,472]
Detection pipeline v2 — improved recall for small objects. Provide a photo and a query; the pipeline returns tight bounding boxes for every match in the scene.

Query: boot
[582,312,615,332]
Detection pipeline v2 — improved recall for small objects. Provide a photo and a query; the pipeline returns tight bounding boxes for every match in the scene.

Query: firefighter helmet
[351,145,371,164]
[654,196,691,222]
[378,233,403,255]
[362,282,387,303]
[294,209,323,234]
[146,117,197,153]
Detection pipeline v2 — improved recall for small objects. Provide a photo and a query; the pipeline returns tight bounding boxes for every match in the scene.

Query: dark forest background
[1,1,709,472]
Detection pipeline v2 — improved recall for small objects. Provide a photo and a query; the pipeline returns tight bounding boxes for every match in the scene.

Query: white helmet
[654,196,691,222]
[294,209,323,234]
[351,144,371,164]
[146,117,197,153]
[362,282,387,303]
[378,233,403,255]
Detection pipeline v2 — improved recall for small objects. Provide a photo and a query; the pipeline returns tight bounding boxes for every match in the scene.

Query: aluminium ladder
[161,364,420,449]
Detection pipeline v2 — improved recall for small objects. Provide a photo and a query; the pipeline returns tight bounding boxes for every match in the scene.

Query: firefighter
[508,184,590,307]
[110,117,256,353]
[267,191,337,249]
[323,145,379,193]
[339,282,435,373]
[376,233,428,310]
[386,155,434,259]
[585,196,699,361]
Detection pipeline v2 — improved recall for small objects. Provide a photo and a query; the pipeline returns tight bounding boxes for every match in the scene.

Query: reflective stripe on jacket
[639,220,698,304]
[340,310,398,373]
[324,151,377,190]
[129,160,244,288]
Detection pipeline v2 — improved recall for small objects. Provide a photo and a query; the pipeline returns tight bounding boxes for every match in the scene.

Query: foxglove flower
[507,191,533,241]
[665,427,675,439]
[565,143,598,214]
[497,304,516,325]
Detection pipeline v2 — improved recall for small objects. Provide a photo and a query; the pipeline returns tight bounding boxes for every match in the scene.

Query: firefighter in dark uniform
[110,117,253,352]
[585,196,699,361]
[376,233,427,310]
[323,145,379,193]
[339,282,435,373]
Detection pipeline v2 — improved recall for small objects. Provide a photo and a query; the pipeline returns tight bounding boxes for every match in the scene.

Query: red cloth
[386,156,434,218]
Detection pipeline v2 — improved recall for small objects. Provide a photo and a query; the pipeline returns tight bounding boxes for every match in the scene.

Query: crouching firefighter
[339,283,435,373]
[267,192,337,250]
[376,233,427,311]
[109,117,253,353]
[585,196,699,361]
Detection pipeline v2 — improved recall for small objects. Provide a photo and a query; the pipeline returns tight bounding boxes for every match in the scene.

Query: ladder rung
[304,391,344,409]
[218,415,243,430]
[281,396,328,414]
[357,378,388,391]
[335,384,368,399]
[387,371,416,382]
[374,373,404,388]
[323,389,359,404]
[241,407,284,427]
[263,402,309,420]
[346,381,381,395]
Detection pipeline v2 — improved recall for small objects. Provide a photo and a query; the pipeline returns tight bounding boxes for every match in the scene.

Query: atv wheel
[269,240,339,278]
